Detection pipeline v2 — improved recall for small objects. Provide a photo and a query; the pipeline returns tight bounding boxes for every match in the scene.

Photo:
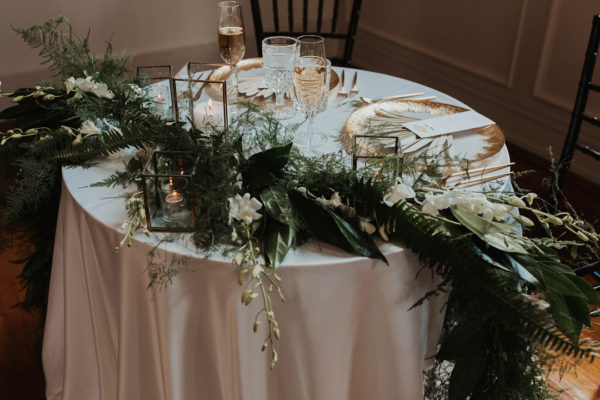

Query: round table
[42,66,510,400]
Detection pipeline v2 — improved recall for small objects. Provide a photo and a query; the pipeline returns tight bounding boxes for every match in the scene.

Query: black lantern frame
[141,150,198,232]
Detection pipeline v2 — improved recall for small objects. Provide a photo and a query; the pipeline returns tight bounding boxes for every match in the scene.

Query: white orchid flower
[383,177,415,207]
[64,76,114,99]
[80,120,102,136]
[359,218,376,235]
[328,192,343,208]
[228,193,263,225]
[421,200,439,216]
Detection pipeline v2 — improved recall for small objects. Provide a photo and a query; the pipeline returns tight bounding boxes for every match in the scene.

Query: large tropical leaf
[260,185,294,226]
[448,354,487,400]
[545,288,582,343]
[263,217,294,269]
[451,207,528,254]
[289,191,387,264]
[244,143,293,190]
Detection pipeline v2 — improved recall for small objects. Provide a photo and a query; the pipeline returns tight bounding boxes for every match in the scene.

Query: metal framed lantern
[141,150,198,231]
[352,135,400,170]
[173,62,234,131]
[135,65,177,121]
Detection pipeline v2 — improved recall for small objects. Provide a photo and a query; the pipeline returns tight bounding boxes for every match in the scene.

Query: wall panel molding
[532,0,573,111]
[359,2,528,89]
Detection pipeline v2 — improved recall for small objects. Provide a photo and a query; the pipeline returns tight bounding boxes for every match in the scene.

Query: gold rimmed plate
[343,100,505,163]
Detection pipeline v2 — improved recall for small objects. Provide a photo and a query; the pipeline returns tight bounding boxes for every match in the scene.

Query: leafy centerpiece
[1,17,599,400]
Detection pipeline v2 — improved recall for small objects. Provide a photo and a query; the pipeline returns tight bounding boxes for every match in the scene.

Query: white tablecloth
[43,67,510,400]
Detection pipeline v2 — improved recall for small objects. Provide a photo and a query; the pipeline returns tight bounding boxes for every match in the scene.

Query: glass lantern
[141,150,198,231]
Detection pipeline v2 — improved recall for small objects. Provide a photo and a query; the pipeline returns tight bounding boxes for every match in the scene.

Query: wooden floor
[0,245,45,399]
[0,142,598,399]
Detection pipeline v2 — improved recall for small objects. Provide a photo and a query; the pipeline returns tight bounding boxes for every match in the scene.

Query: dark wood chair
[249,0,362,67]
[554,14,600,317]
[556,14,600,188]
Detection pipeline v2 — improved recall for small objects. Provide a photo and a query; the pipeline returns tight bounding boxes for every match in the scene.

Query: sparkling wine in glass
[262,36,297,119]
[293,55,327,153]
[218,1,245,103]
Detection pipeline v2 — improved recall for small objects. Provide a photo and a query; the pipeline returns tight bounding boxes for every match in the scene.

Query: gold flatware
[350,72,359,96]
[442,162,514,185]
[337,70,348,98]
[360,92,425,104]
[452,171,514,188]
[411,96,436,102]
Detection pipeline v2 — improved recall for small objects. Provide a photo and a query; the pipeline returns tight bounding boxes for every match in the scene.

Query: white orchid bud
[505,196,526,208]
[253,320,261,332]
[32,91,45,98]
[562,215,574,224]
[12,96,23,103]
[274,326,280,339]
[25,128,37,134]
[378,225,389,241]
[296,186,308,196]
[546,215,563,226]
[576,231,589,242]
[233,252,243,266]
[515,215,535,227]
[42,94,56,101]
[237,269,245,285]
[524,192,537,205]
[261,341,268,351]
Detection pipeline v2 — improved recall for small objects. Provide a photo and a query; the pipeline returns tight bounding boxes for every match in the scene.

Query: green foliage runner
[1,17,599,400]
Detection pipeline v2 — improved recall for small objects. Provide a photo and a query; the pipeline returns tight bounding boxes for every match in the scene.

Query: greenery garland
[1,17,599,399]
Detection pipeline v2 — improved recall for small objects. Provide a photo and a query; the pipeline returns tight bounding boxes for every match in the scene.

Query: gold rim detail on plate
[342,100,505,163]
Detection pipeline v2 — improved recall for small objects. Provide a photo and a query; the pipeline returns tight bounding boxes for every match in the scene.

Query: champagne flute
[296,35,325,58]
[293,54,327,153]
[217,1,245,104]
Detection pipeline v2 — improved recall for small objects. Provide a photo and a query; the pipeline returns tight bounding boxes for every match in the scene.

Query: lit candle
[151,82,170,118]
[161,176,188,222]
[166,190,183,205]
[154,82,166,103]
[193,98,224,130]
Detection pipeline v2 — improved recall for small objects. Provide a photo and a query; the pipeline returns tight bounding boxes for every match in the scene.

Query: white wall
[0,0,254,91]
[354,0,600,185]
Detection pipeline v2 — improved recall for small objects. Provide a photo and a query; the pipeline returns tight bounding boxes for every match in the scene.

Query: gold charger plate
[343,100,505,163]
[208,57,339,103]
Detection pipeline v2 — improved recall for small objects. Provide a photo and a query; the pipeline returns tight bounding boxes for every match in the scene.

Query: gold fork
[349,71,359,96]
[337,70,348,98]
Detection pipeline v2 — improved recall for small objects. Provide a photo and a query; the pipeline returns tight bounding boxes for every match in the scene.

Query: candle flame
[169,176,173,188]
[208,98,213,111]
